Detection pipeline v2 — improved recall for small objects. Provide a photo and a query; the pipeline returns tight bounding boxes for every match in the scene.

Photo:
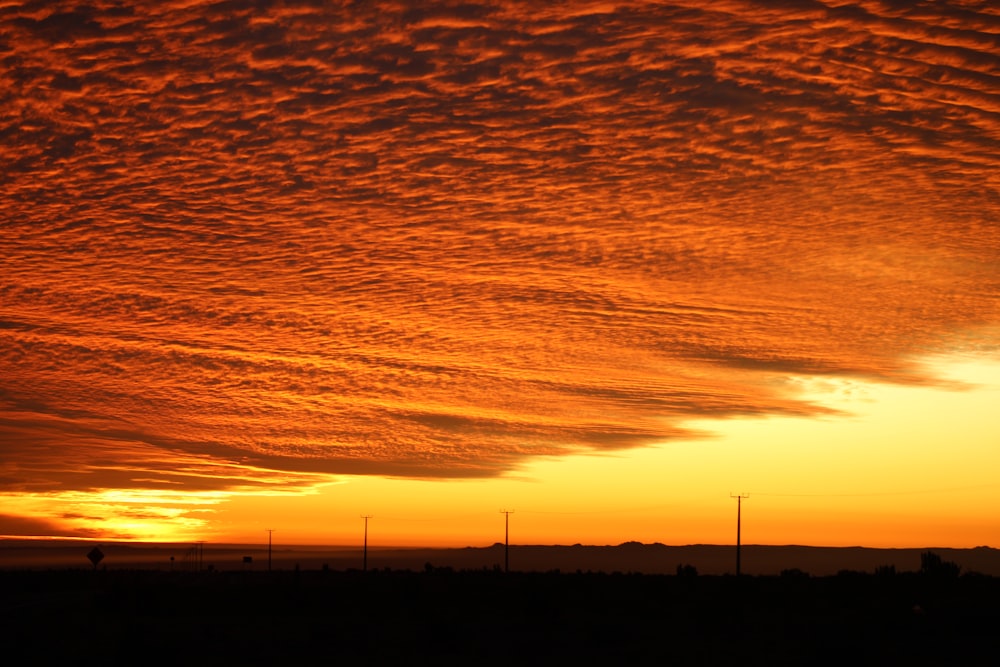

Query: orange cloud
[0,1,997,537]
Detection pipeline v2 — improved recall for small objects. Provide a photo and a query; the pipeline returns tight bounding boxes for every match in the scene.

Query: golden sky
[1,0,998,548]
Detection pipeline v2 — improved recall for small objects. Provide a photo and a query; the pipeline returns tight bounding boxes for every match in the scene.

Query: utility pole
[265,529,275,572]
[361,515,373,572]
[730,494,749,576]
[499,509,514,573]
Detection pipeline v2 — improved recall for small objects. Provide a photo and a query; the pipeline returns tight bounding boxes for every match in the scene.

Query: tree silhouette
[920,551,960,578]
[676,563,698,577]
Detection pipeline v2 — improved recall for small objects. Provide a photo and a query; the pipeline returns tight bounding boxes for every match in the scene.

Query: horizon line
[0,536,994,551]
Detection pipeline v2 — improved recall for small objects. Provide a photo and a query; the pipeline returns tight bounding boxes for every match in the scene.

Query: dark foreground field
[2,567,998,666]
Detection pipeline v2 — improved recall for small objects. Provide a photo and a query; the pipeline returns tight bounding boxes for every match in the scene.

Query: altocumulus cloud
[1,1,998,504]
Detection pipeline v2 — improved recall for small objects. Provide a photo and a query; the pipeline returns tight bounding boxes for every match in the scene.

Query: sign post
[87,547,104,571]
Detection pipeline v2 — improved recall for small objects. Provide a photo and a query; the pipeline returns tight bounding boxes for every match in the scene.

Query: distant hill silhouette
[3,540,998,576]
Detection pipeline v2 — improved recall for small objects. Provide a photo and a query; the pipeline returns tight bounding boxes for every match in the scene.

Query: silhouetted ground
[5,541,1000,575]
[2,567,998,665]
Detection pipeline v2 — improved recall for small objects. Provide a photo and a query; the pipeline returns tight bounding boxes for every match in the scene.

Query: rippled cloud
[1,0,998,528]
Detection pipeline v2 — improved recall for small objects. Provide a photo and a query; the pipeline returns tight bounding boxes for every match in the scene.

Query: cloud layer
[2,1,998,519]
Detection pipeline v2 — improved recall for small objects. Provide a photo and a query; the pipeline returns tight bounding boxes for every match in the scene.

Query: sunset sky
[2,0,999,550]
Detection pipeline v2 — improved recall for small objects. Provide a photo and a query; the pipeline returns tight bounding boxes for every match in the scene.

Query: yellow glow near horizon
[0,489,230,543]
[208,354,1000,549]
[6,354,995,548]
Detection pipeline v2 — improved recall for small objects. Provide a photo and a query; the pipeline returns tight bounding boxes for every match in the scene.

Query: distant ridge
[2,540,997,575]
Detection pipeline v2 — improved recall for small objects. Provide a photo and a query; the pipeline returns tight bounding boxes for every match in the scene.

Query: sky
[1,0,999,549]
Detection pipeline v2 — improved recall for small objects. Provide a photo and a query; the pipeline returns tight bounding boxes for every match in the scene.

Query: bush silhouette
[874,564,896,577]
[676,563,698,577]
[780,568,809,579]
[920,551,960,578]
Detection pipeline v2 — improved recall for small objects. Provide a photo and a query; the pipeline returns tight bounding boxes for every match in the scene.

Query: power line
[519,507,654,515]
[752,482,1000,498]
[368,513,485,523]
